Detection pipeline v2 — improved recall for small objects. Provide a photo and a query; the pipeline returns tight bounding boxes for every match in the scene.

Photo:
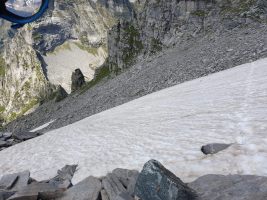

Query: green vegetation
[74,42,99,56]
[80,64,111,94]
[122,25,143,66]
[0,106,5,113]
[150,38,162,54]
[191,10,207,17]
[0,57,6,77]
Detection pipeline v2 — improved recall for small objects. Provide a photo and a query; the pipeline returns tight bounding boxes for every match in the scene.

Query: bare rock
[0,174,18,190]
[201,143,232,155]
[189,174,267,200]
[10,171,30,192]
[0,190,15,200]
[71,69,85,93]
[49,165,77,189]
[102,173,127,200]
[101,189,110,200]
[134,159,198,200]
[57,176,101,200]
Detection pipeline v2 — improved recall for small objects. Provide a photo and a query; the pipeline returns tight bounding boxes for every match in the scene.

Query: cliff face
[0,0,134,124]
[108,0,267,71]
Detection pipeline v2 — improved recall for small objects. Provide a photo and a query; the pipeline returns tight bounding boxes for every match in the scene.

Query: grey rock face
[134,159,198,200]
[0,174,18,190]
[57,176,101,200]
[201,143,232,155]
[189,174,267,200]
[71,69,85,93]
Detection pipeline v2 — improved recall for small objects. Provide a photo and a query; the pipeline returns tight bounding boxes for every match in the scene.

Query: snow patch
[0,58,267,184]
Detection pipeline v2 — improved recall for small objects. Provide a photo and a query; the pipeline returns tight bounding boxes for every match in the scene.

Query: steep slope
[1,58,267,184]
[0,0,133,124]
[6,22,267,133]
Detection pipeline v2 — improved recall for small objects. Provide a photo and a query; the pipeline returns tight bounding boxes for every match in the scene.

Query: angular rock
[112,169,139,196]
[0,174,18,190]
[102,173,127,200]
[101,189,110,200]
[0,190,15,200]
[71,69,85,93]
[189,174,267,200]
[57,176,101,200]
[134,160,198,200]
[2,133,12,141]
[0,141,8,148]
[115,192,133,200]
[10,171,30,191]
[7,182,62,200]
[12,132,41,141]
[201,143,232,155]
[49,165,77,189]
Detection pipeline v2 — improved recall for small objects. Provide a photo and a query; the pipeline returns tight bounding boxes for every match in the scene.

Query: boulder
[112,169,139,196]
[189,174,267,200]
[57,176,101,200]
[201,143,232,155]
[102,173,127,200]
[2,133,12,141]
[71,69,85,92]
[49,165,77,189]
[101,189,110,200]
[7,182,62,200]
[0,190,15,200]
[12,132,41,141]
[134,160,198,200]
[0,141,8,148]
[10,171,30,191]
[115,192,134,200]
[0,174,18,190]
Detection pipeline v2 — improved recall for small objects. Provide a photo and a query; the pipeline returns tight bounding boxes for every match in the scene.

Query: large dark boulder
[189,174,267,200]
[134,160,198,200]
[71,69,85,93]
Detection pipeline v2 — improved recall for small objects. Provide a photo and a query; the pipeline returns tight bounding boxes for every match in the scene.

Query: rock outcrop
[71,69,86,93]
[108,0,267,71]
[0,0,135,123]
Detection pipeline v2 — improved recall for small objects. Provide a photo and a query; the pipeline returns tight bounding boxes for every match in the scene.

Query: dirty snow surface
[1,58,267,184]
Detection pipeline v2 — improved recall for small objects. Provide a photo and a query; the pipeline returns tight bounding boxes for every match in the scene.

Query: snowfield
[0,58,267,184]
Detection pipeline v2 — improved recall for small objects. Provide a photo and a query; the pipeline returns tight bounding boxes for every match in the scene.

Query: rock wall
[0,0,134,124]
[108,0,267,71]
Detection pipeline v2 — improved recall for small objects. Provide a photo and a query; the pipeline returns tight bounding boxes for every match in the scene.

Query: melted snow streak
[0,59,267,184]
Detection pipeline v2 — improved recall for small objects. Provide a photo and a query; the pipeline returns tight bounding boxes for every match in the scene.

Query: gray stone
[0,174,18,190]
[71,69,85,93]
[49,165,77,189]
[134,160,198,200]
[0,190,15,200]
[115,192,133,200]
[189,174,267,200]
[0,141,8,148]
[7,182,62,200]
[12,132,41,141]
[10,171,30,191]
[2,133,12,141]
[201,143,232,155]
[101,189,110,200]
[102,173,127,200]
[57,176,101,200]
[112,169,139,196]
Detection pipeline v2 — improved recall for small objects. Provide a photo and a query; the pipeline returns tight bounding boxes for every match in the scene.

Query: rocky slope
[0,0,134,125]
[4,0,267,133]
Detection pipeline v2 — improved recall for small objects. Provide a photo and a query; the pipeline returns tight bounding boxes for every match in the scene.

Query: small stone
[12,132,41,141]
[201,143,232,155]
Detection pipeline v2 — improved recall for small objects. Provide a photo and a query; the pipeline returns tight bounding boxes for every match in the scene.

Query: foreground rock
[189,174,267,200]
[1,160,267,200]
[71,69,85,93]
[134,160,198,200]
